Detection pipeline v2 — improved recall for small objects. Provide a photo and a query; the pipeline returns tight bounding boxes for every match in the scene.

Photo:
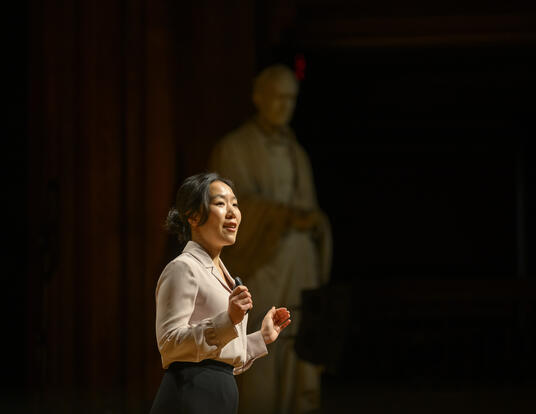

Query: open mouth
[223,223,237,232]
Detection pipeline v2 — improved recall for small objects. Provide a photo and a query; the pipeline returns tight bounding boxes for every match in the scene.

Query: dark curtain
[25,1,255,412]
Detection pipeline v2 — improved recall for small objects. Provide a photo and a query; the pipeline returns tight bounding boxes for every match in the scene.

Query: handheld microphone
[233,277,249,313]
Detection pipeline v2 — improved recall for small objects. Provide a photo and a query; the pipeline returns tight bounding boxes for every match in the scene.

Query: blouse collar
[182,240,236,291]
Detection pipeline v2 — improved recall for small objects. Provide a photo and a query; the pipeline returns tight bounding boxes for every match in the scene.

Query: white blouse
[155,241,268,375]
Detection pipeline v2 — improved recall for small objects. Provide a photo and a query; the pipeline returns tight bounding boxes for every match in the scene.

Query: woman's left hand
[261,307,291,345]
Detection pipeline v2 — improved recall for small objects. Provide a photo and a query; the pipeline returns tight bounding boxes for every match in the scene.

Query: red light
[294,53,306,81]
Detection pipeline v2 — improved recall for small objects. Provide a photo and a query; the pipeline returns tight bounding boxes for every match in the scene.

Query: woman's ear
[188,214,200,228]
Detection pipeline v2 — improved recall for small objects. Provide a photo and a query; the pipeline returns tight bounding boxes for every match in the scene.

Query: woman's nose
[226,205,236,217]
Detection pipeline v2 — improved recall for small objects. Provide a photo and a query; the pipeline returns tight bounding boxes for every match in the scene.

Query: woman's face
[190,180,241,250]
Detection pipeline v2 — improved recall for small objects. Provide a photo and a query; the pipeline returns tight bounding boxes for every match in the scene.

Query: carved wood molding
[293,14,536,48]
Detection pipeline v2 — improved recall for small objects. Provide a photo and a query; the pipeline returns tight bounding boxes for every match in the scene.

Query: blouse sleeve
[233,331,268,375]
[155,260,238,365]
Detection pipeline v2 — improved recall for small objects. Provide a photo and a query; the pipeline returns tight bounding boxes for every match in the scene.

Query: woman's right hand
[228,285,253,325]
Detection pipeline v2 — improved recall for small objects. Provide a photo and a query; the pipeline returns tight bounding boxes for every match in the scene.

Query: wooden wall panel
[176,1,257,177]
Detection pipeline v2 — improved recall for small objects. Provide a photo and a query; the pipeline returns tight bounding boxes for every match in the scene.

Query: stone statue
[209,64,332,414]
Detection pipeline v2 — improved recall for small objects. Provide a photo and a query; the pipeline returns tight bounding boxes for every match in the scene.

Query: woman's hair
[165,172,235,243]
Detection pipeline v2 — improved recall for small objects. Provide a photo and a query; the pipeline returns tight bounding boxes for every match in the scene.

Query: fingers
[229,286,253,312]
[239,300,253,311]
[234,296,253,311]
[270,307,291,330]
[231,285,249,297]
[234,290,251,301]
[273,308,290,321]
[230,286,252,303]
[278,319,291,330]
[228,286,253,324]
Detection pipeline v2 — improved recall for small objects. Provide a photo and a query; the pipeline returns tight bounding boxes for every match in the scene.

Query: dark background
[5,0,536,413]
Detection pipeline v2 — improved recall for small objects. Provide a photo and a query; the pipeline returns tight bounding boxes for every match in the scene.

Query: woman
[150,172,291,414]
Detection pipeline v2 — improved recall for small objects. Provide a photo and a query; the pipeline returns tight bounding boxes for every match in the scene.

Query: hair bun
[165,207,181,234]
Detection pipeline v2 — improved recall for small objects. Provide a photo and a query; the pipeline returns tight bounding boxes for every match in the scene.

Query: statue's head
[252,64,298,128]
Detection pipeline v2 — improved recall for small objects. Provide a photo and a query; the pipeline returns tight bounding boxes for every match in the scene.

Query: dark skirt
[149,360,238,414]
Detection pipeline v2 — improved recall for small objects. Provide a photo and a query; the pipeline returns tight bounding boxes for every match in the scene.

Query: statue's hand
[290,209,323,232]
